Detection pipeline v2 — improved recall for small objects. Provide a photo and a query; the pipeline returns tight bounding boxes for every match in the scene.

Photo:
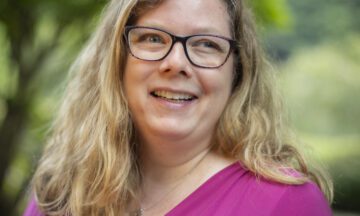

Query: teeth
[153,90,194,100]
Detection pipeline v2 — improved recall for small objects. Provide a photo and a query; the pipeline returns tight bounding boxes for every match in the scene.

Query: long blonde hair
[32,0,333,215]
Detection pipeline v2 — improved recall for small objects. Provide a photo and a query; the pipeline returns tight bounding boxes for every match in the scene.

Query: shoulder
[229,166,332,216]
[270,181,332,216]
[23,197,45,216]
[167,162,332,216]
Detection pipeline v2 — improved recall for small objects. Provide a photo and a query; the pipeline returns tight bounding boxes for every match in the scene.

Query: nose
[158,42,193,77]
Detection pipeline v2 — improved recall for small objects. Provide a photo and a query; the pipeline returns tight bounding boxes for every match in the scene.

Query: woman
[24,0,333,215]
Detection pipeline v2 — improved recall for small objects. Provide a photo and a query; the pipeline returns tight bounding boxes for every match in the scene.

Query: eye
[137,33,165,44]
[190,38,224,53]
[197,41,218,49]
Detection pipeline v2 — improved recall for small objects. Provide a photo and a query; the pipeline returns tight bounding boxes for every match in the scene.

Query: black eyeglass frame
[124,25,238,69]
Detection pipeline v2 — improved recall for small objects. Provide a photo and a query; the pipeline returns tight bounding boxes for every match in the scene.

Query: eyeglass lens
[126,27,232,68]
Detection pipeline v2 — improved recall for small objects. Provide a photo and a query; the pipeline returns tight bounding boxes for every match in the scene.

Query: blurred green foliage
[0,0,359,215]
[250,0,293,28]
[267,0,360,212]
[280,36,360,135]
[265,0,359,60]
[0,0,105,215]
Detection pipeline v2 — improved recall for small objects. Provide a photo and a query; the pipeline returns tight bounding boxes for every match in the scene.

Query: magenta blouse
[23,163,332,216]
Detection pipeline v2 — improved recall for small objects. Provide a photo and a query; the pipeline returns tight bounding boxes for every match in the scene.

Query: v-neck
[165,162,245,215]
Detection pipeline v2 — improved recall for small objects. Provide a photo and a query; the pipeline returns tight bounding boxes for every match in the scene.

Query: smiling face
[124,0,234,148]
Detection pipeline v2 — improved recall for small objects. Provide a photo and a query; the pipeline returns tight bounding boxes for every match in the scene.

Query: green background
[0,0,359,215]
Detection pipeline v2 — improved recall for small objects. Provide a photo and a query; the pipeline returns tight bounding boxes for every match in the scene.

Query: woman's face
[124,0,234,145]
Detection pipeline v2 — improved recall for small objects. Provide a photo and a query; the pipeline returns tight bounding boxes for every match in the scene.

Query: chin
[141,121,195,142]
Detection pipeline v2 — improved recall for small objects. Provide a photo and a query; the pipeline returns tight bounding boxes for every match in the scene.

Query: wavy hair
[32,0,333,215]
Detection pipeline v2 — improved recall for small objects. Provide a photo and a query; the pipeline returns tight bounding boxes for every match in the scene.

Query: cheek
[123,57,142,108]
[123,60,142,124]
[124,56,157,84]
[123,61,130,91]
[123,57,144,94]
[123,57,156,112]
[210,62,234,97]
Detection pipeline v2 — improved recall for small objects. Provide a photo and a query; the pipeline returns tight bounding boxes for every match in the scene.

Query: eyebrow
[138,22,231,38]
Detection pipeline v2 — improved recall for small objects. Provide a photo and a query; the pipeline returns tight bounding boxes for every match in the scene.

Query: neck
[139,127,213,175]
[140,144,211,186]
[134,136,236,215]
[137,144,210,214]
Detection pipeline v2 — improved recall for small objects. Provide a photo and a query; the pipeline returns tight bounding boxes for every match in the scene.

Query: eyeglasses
[124,26,237,69]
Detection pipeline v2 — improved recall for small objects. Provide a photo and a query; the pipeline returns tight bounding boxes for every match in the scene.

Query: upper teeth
[153,90,194,100]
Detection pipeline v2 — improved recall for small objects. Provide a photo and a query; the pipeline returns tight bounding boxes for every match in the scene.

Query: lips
[151,90,197,102]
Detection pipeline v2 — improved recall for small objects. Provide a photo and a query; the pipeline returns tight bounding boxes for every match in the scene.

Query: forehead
[134,0,232,37]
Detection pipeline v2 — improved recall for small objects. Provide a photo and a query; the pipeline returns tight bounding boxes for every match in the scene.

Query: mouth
[151,90,198,102]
